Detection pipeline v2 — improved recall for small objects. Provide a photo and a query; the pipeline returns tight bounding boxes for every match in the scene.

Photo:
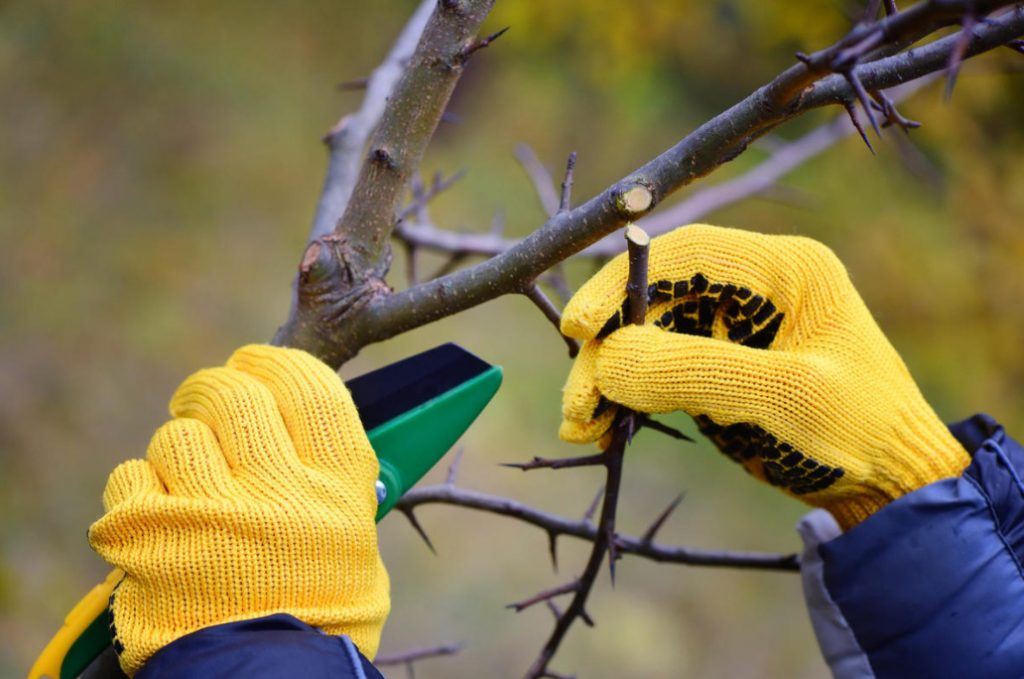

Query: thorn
[843,101,875,155]
[459,26,510,62]
[547,531,559,572]
[558,151,577,214]
[843,69,880,138]
[579,608,595,627]
[883,0,897,15]
[638,415,694,442]
[583,486,604,523]
[945,13,977,101]
[445,447,465,485]
[870,90,921,133]
[607,522,618,587]
[641,493,685,544]
[399,507,436,554]
[336,76,369,91]
[794,51,812,66]
[1007,40,1024,55]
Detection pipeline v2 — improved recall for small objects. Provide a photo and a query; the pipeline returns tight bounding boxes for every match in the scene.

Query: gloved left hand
[88,345,390,676]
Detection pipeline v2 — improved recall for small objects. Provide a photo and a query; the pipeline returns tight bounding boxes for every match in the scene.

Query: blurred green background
[2,0,1022,676]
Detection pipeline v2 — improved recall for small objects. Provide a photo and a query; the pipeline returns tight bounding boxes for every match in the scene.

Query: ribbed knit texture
[88,345,390,676]
[559,224,969,530]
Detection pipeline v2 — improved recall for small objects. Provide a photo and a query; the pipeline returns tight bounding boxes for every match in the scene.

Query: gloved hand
[88,345,389,676]
[560,224,969,529]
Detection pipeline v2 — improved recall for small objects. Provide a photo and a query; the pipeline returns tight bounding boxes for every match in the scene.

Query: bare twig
[376,642,462,679]
[518,225,651,678]
[522,284,581,358]
[395,484,800,571]
[397,169,467,222]
[515,143,561,217]
[502,453,606,471]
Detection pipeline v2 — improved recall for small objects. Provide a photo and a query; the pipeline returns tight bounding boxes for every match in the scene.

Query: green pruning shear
[30,344,503,679]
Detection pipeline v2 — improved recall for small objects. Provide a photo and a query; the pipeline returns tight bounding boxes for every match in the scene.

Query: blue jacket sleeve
[135,614,385,679]
[801,414,1024,679]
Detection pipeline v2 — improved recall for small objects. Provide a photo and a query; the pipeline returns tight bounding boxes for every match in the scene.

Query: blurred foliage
[2,0,1022,677]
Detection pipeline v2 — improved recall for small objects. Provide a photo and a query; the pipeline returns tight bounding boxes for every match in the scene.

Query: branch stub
[616,184,654,218]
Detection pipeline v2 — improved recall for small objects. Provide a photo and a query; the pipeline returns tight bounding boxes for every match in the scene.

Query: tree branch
[274,0,498,366]
[311,2,1022,366]
[395,484,800,571]
[306,0,436,245]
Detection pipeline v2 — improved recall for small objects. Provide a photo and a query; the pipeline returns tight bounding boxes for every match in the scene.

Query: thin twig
[306,0,435,244]
[522,284,581,358]
[502,453,606,471]
[521,225,651,678]
[394,484,800,571]
[376,643,462,666]
[515,143,560,217]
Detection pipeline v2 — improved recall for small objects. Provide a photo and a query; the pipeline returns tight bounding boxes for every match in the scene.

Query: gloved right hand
[88,345,390,676]
[560,225,969,529]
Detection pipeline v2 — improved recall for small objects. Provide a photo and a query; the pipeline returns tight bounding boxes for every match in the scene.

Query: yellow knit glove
[88,345,390,676]
[560,225,969,529]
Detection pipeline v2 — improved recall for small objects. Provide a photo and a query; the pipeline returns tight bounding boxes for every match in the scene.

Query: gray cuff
[797,509,874,679]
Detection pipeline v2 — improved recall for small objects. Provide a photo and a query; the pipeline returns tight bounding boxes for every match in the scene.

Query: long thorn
[945,13,977,100]
[459,26,510,62]
[400,507,436,554]
[548,532,559,572]
[844,69,881,137]
[641,494,685,544]
[843,101,875,154]
[638,415,694,442]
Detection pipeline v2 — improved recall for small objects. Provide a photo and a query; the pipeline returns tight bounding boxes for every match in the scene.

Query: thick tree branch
[306,0,435,245]
[312,2,1022,366]
[274,0,498,366]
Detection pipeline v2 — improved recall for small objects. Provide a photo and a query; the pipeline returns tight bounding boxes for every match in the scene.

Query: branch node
[370,146,399,171]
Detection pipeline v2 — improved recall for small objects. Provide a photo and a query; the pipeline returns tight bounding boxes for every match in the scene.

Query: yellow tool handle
[29,569,123,679]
